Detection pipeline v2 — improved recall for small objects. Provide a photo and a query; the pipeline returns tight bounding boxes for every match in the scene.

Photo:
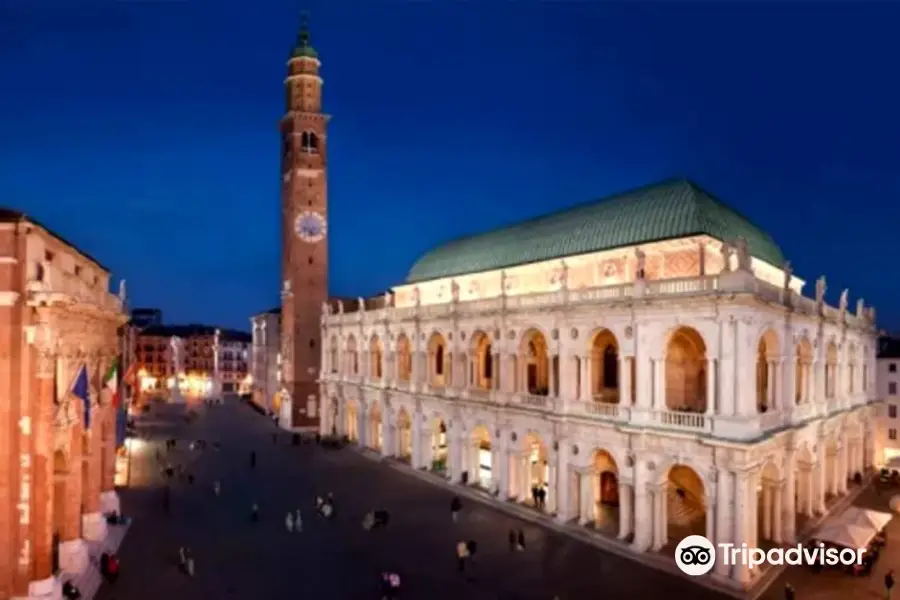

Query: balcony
[26,269,122,314]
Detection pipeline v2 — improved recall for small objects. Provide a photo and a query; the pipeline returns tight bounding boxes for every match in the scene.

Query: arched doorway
[590,330,620,402]
[592,449,620,533]
[665,327,707,412]
[368,402,383,451]
[794,339,813,404]
[825,341,838,399]
[757,460,782,543]
[756,329,779,412]
[431,417,448,471]
[522,432,549,509]
[396,335,412,382]
[666,464,707,541]
[396,408,412,461]
[470,331,493,390]
[520,329,549,396]
[428,333,448,387]
[471,425,492,488]
[344,400,359,441]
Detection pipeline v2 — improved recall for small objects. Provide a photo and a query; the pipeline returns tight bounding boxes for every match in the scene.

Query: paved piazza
[98,399,728,600]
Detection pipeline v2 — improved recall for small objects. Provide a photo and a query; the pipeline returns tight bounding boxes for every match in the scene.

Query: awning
[814,523,877,549]
[833,507,892,531]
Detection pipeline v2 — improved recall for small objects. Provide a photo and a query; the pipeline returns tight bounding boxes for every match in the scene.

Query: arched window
[483,343,492,379]
[435,345,444,376]
[300,131,319,154]
[602,345,618,389]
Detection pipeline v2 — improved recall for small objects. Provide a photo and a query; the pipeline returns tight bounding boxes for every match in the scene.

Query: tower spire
[291,10,317,59]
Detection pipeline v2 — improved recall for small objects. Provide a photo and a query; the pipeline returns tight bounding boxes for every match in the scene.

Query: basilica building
[318,179,880,589]
[0,209,125,599]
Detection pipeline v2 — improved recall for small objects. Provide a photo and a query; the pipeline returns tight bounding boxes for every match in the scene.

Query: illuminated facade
[319,180,881,590]
[876,337,900,466]
[135,325,249,396]
[250,308,281,414]
[0,209,125,599]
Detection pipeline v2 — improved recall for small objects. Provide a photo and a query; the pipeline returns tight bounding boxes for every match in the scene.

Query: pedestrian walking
[784,583,795,600]
[178,546,186,570]
[456,541,469,573]
[886,570,894,599]
[285,512,295,532]
[451,496,462,523]
[517,529,526,551]
[186,554,194,577]
[295,509,302,532]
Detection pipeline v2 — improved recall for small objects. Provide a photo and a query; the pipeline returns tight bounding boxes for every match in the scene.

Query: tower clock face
[295,210,327,243]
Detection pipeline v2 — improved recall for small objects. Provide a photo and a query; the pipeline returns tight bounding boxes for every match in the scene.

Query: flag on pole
[71,364,91,429]
[104,358,119,408]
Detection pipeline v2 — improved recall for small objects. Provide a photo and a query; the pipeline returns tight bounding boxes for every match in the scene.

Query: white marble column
[555,444,571,522]
[838,445,849,493]
[518,454,531,501]
[546,460,557,512]
[772,482,784,543]
[732,471,751,584]
[815,445,827,513]
[652,483,668,551]
[714,469,733,577]
[618,482,633,539]
[493,442,509,497]
[783,454,797,542]
[578,470,593,525]
[706,359,716,414]
[635,355,652,409]
[620,357,632,406]
[411,415,423,468]
[579,357,590,402]
[762,485,773,539]
[632,483,653,551]
[449,429,464,483]
[381,410,393,457]
[653,358,666,410]
[357,407,368,447]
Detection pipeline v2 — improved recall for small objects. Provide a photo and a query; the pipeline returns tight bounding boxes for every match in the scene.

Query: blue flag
[71,364,91,429]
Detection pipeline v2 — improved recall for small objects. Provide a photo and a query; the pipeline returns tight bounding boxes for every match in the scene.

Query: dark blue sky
[2,1,899,331]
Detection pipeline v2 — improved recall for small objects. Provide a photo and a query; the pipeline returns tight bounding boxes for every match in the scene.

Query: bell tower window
[300,131,319,154]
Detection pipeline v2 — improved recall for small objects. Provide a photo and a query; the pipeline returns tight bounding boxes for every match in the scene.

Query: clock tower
[279,14,328,431]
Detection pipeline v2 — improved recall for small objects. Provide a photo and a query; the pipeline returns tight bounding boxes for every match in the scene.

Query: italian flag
[104,359,119,408]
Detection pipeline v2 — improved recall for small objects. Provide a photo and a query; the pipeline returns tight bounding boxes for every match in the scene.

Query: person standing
[886,570,895,599]
[295,509,303,532]
[285,512,295,532]
[451,496,462,523]
[784,583,795,600]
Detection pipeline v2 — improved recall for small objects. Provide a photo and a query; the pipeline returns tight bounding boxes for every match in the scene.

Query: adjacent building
[135,324,250,396]
[0,208,125,599]
[250,307,281,414]
[319,179,881,590]
[877,336,900,466]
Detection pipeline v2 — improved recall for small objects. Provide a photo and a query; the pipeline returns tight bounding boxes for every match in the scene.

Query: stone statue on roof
[357,296,365,312]
[856,298,865,318]
[815,276,826,307]
[413,286,421,306]
[336,300,344,314]
[635,248,646,280]
[839,289,849,314]
[720,241,732,273]
[118,279,127,304]
[782,261,792,292]
[734,237,751,272]
[451,280,460,302]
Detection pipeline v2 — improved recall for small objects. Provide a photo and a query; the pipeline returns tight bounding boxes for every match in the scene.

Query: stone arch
[591,449,621,531]
[519,328,550,396]
[344,398,359,441]
[757,459,783,542]
[522,431,549,503]
[427,332,448,387]
[396,406,412,460]
[468,423,494,487]
[664,326,708,412]
[430,413,449,469]
[345,335,359,376]
[470,330,493,390]
[395,334,412,382]
[794,337,813,405]
[367,400,383,450]
[369,335,384,380]
[756,328,780,412]
[329,335,339,373]
[825,341,839,399]
[589,329,620,403]
[666,464,707,540]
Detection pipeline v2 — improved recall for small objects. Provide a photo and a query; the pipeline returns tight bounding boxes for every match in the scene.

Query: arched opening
[470,331,492,390]
[300,131,319,153]
[329,335,338,373]
[665,327,708,412]
[368,402,383,451]
[431,417,448,471]
[396,408,412,461]
[471,425,492,488]
[344,400,359,441]
[522,432,549,509]
[346,336,359,376]
[590,329,620,403]
[825,341,838,399]
[756,329,780,412]
[52,450,67,573]
[794,339,813,405]
[396,335,412,382]
[757,460,782,543]
[520,329,549,396]
[591,449,620,533]
[369,335,384,380]
[427,333,448,387]
[666,465,707,542]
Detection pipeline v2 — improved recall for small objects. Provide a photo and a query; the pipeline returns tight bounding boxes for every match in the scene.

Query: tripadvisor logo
[675,535,865,576]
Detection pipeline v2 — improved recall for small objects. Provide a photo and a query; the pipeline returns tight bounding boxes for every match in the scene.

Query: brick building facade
[0,209,125,599]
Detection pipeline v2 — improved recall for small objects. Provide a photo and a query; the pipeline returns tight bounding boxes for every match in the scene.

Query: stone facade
[319,235,880,589]
[250,309,281,415]
[279,42,329,432]
[0,214,124,599]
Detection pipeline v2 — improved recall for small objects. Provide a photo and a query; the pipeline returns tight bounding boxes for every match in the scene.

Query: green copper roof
[405,178,784,284]
[290,13,318,59]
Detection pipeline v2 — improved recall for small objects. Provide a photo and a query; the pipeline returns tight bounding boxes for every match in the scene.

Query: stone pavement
[97,398,729,600]
[760,483,898,600]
